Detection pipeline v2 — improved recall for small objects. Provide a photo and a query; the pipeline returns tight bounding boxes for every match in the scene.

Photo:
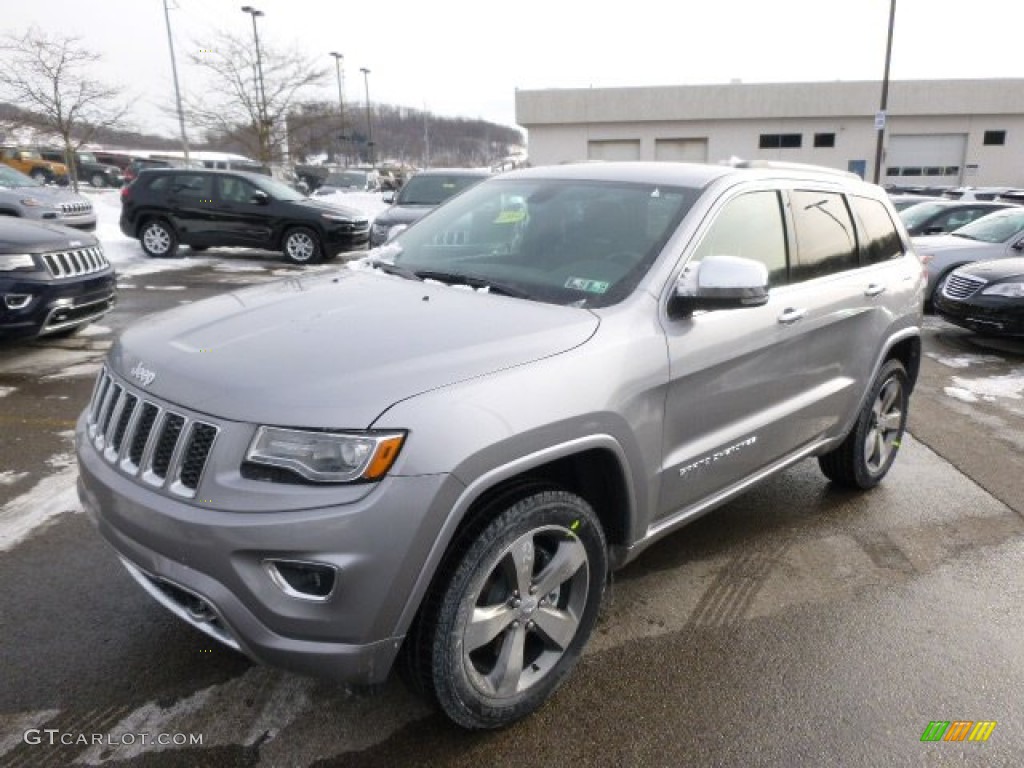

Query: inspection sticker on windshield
[565,277,610,294]
[493,209,526,224]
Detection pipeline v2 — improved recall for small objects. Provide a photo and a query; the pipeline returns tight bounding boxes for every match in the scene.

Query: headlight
[246,427,405,483]
[0,254,36,271]
[918,253,933,265]
[981,281,1024,298]
[371,222,389,236]
[19,197,46,207]
[321,212,353,222]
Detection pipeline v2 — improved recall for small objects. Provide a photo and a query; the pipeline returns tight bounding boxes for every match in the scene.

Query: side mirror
[382,190,395,204]
[1012,238,1024,252]
[250,190,270,205]
[672,255,769,315]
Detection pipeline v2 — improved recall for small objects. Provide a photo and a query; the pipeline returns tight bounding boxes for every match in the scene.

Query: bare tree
[186,31,327,164]
[0,27,131,190]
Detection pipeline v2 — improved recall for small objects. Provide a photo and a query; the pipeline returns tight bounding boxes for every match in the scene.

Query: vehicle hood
[290,197,367,220]
[955,257,1024,283]
[911,234,1004,256]
[374,205,434,227]
[12,184,90,207]
[0,219,98,253]
[108,270,599,427]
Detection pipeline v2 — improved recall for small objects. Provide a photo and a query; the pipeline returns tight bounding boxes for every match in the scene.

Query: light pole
[162,0,190,162]
[330,52,346,166]
[360,67,374,167]
[241,5,269,162]
[873,0,896,184]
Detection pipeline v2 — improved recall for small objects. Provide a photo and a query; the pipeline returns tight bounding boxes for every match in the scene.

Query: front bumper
[933,292,1024,336]
[323,223,370,255]
[0,270,116,338]
[76,408,462,684]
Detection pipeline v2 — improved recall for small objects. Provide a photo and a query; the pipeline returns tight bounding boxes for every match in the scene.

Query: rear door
[212,175,274,248]
[166,173,217,244]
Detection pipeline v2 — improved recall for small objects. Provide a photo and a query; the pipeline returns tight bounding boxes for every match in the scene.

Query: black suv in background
[370,168,491,246]
[120,169,369,263]
[37,148,124,188]
[0,218,116,339]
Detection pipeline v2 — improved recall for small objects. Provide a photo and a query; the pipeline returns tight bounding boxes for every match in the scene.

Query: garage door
[885,134,966,185]
[655,139,708,163]
[587,140,641,161]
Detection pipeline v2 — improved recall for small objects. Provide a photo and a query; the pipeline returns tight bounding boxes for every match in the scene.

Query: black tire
[409,487,607,729]
[818,359,909,489]
[90,173,107,188]
[282,226,322,264]
[139,219,178,258]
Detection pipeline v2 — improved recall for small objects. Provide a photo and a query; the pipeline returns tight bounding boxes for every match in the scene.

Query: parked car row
[0,164,97,231]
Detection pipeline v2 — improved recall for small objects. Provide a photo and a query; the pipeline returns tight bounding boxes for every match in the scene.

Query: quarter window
[692,191,788,285]
[850,196,904,265]
[789,191,858,280]
[171,174,213,200]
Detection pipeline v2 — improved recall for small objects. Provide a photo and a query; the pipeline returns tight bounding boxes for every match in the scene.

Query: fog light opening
[4,294,33,310]
[264,559,337,601]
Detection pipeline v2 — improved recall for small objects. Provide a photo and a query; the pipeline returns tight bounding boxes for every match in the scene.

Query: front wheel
[412,488,607,729]
[818,359,909,489]
[139,219,178,258]
[90,173,107,188]
[282,227,322,264]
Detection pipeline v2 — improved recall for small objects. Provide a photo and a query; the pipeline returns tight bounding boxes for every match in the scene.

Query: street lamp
[241,5,269,162]
[360,67,374,167]
[873,0,897,184]
[330,52,346,166]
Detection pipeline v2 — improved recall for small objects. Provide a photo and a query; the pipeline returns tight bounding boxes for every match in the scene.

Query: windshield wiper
[414,270,533,299]
[367,258,422,281]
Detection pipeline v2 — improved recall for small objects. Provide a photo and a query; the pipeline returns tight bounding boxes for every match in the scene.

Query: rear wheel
[139,219,178,258]
[818,359,909,489]
[90,173,107,188]
[282,227,322,264]
[409,487,607,729]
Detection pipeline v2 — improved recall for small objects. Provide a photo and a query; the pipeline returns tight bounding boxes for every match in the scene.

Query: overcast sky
[5,0,1021,138]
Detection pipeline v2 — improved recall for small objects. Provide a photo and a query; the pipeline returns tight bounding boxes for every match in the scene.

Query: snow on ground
[83,187,390,276]
[926,352,1005,369]
[948,370,1024,401]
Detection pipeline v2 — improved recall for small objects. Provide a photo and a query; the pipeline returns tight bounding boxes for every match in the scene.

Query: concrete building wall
[515,80,1024,187]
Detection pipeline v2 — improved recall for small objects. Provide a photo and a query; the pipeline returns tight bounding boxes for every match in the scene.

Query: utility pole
[361,67,373,166]
[330,52,346,166]
[423,104,430,168]
[241,6,270,162]
[873,0,896,184]
[162,0,190,162]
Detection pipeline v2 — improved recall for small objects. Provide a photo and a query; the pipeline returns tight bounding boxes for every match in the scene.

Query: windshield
[0,164,39,188]
[952,209,1024,243]
[396,173,486,205]
[377,177,700,308]
[899,202,946,227]
[251,175,306,201]
[325,171,368,188]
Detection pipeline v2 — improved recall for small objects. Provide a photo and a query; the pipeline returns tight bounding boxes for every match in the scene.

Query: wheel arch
[391,436,635,641]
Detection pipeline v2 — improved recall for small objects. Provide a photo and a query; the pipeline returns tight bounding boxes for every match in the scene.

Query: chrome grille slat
[942,273,986,300]
[41,246,109,279]
[86,367,219,499]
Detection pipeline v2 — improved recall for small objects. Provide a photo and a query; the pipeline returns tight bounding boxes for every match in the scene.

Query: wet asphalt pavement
[1,260,1022,767]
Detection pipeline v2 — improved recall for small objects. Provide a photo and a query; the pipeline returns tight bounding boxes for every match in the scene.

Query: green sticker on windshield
[565,277,610,294]
[494,209,526,224]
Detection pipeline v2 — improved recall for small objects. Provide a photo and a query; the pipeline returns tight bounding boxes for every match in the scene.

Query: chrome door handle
[865,284,886,297]
[777,307,807,325]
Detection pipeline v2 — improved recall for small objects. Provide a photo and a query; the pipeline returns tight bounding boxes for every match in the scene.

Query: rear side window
[170,174,213,199]
[789,191,858,281]
[692,191,788,286]
[143,174,170,192]
[850,196,904,264]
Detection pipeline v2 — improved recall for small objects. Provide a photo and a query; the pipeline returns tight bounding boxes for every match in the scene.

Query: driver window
[218,176,258,204]
[692,191,788,286]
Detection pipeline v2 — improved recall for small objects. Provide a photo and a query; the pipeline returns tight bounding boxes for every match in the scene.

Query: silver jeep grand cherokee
[76,162,924,729]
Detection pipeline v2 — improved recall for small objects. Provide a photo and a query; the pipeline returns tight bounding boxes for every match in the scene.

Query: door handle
[865,283,886,297]
[777,307,807,325]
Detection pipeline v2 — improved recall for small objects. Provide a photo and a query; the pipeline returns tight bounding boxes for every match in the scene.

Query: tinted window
[692,191,788,286]
[397,174,486,205]
[851,196,904,264]
[789,191,858,280]
[170,174,213,199]
[217,176,259,204]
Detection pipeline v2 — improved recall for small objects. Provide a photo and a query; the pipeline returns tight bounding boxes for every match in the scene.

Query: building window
[814,133,836,148]
[759,133,802,149]
[885,167,900,177]
[983,130,1006,146]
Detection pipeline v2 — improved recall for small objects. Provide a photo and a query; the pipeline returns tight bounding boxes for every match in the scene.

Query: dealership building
[514,79,1024,187]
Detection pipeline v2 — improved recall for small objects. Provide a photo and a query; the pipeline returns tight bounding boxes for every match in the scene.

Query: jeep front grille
[87,367,219,498]
[42,246,109,278]
[942,273,986,300]
[58,201,93,216]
